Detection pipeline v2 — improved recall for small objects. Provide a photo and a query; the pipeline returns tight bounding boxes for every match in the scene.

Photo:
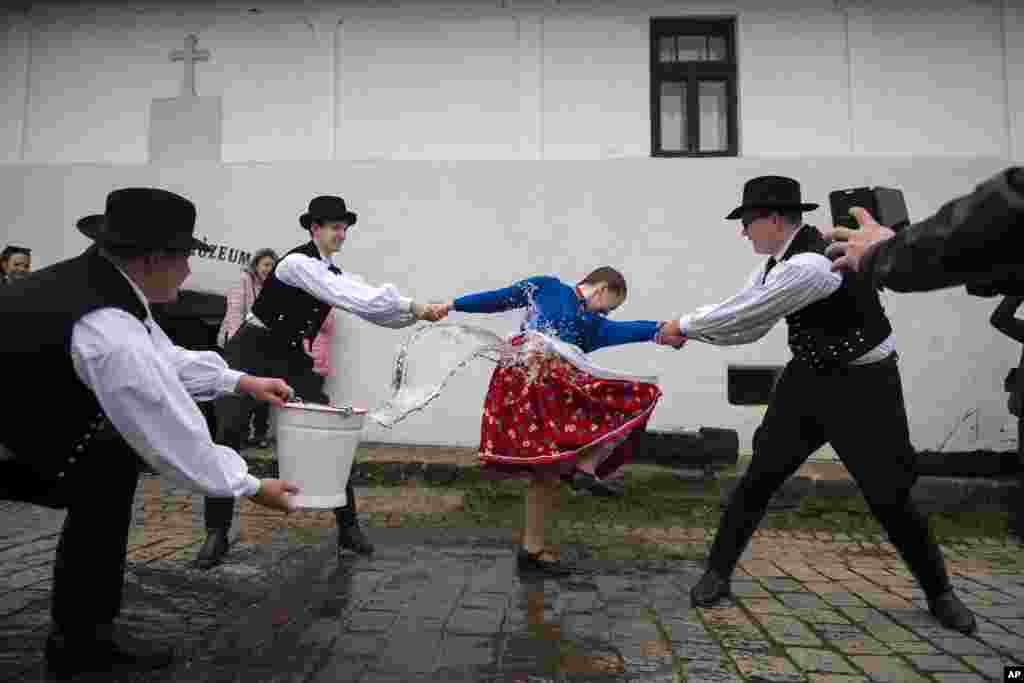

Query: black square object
[829,186,910,231]
[727,364,784,405]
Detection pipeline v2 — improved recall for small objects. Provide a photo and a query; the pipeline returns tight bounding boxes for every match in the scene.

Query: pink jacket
[304,310,335,376]
[218,271,262,348]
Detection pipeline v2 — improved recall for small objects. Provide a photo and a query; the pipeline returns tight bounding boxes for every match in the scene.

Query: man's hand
[237,376,294,406]
[655,320,687,349]
[413,301,450,322]
[249,479,300,512]
[823,207,896,273]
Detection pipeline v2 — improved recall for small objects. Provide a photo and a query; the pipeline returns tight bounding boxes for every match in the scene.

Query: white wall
[1,0,1020,163]
[0,157,1017,454]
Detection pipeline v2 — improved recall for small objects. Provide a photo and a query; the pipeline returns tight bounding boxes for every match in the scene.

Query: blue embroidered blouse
[452,275,660,354]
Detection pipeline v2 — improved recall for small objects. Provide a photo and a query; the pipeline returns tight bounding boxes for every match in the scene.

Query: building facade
[1,0,1021,452]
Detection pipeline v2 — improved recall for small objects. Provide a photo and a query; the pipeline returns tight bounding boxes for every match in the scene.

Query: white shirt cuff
[222,369,245,395]
[399,296,414,313]
[678,315,690,337]
[242,474,261,497]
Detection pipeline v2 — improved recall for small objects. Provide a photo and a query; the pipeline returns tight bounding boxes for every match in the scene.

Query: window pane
[660,82,687,152]
[699,80,729,152]
[675,35,706,61]
[658,36,676,62]
[708,36,727,61]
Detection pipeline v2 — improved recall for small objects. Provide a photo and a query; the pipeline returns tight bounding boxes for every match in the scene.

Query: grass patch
[358,468,1014,557]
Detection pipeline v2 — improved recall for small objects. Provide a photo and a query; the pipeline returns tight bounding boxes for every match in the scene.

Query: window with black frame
[650,18,738,157]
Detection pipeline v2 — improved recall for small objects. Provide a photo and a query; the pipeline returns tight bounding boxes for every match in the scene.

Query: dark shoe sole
[516,550,572,576]
[338,544,375,556]
[690,590,731,608]
[928,592,978,635]
[570,471,619,497]
[195,533,230,570]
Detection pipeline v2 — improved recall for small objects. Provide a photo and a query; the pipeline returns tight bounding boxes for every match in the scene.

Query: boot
[690,568,732,607]
[45,628,173,680]
[195,528,230,570]
[338,523,374,555]
[927,590,977,635]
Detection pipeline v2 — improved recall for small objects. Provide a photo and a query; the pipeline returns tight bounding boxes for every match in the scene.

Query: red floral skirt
[477,337,661,481]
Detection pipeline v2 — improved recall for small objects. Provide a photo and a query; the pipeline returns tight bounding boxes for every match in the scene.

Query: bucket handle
[286,392,355,416]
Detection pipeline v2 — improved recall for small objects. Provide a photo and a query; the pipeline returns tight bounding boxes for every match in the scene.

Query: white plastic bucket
[273,402,366,509]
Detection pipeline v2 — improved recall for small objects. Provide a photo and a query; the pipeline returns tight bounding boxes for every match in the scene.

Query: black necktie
[762,257,777,284]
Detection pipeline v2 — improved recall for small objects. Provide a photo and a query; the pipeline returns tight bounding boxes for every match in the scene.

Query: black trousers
[206,323,357,531]
[0,442,141,634]
[251,403,271,440]
[707,353,953,599]
[1014,417,1024,532]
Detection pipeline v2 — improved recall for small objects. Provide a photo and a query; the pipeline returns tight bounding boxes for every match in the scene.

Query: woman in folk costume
[432,268,685,575]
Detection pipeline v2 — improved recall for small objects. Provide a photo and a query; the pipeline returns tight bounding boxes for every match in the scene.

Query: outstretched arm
[591,318,661,351]
[452,277,542,313]
[275,253,437,326]
[661,255,841,345]
[825,167,1024,293]
[429,276,550,318]
[991,296,1024,344]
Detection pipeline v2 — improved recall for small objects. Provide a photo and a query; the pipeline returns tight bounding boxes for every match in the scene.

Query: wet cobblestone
[1,478,1022,682]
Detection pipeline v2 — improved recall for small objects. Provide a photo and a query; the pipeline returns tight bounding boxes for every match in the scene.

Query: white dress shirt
[680,228,895,363]
[71,267,260,498]
[271,246,417,329]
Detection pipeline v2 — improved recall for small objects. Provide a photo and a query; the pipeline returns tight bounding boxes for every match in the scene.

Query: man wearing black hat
[1,244,32,284]
[659,176,976,634]
[0,189,302,679]
[198,194,444,569]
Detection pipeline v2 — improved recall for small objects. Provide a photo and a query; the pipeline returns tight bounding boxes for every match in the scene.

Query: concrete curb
[719,470,1021,511]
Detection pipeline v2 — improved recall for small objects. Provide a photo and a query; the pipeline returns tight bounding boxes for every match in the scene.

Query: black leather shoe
[928,590,977,634]
[570,470,619,497]
[195,528,230,570]
[338,524,374,555]
[516,548,572,576]
[45,631,173,679]
[690,568,732,607]
[1009,516,1024,543]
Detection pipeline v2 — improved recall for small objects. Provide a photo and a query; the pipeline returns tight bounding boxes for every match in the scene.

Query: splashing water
[368,323,507,427]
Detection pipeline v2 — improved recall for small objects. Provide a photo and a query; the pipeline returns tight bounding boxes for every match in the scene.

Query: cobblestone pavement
[1,475,1022,682]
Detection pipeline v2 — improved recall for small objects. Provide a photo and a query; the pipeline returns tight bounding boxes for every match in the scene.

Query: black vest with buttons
[781,225,893,372]
[0,247,148,483]
[251,241,336,354]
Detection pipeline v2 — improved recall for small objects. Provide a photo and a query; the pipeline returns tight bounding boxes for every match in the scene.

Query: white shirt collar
[773,225,803,262]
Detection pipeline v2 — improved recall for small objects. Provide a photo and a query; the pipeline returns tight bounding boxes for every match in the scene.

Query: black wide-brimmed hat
[725,175,819,220]
[299,195,358,231]
[76,188,205,250]
[1,245,31,259]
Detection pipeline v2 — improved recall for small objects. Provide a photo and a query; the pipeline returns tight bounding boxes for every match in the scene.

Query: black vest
[251,241,337,353]
[0,247,147,482]
[781,225,893,371]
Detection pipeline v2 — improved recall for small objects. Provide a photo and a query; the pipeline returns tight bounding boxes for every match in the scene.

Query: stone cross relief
[169,34,210,97]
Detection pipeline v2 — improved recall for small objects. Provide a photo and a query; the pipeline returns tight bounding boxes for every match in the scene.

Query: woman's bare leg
[523,476,559,559]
